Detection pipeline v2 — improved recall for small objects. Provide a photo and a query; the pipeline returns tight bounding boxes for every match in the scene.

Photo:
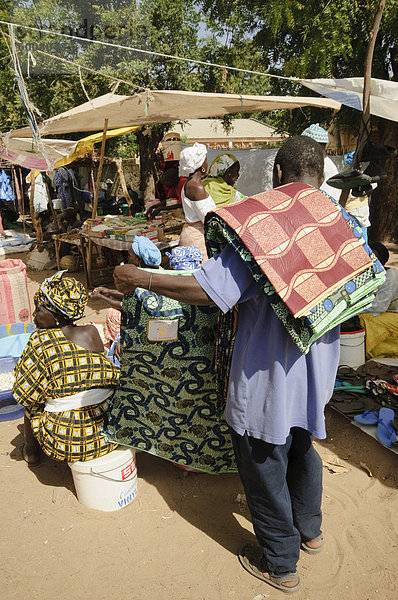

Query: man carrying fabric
[113,136,341,594]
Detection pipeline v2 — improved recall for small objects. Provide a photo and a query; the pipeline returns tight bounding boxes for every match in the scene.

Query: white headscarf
[179,142,207,177]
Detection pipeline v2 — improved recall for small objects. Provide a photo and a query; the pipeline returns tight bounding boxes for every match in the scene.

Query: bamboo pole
[92,118,109,218]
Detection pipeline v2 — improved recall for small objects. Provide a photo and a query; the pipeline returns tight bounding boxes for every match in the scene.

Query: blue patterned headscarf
[166,246,204,270]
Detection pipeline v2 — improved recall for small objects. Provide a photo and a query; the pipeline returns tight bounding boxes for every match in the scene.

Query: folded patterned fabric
[205,183,385,354]
[166,245,204,270]
[135,288,184,318]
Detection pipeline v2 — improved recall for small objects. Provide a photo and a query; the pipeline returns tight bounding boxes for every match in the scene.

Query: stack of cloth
[205,182,385,355]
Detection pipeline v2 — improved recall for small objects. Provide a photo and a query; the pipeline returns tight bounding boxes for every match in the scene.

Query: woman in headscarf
[90,236,162,349]
[179,143,216,261]
[13,272,120,466]
[204,153,245,206]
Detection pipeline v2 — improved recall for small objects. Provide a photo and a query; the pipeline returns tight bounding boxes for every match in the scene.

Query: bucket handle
[89,468,135,483]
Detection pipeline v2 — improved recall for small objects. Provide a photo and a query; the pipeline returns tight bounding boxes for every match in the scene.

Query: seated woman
[204,153,245,206]
[90,236,162,348]
[13,272,119,466]
[179,143,216,261]
[147,166,187,219]
[359,242,398,358]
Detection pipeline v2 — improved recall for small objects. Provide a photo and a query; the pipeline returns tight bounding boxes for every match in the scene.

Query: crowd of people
[11,130,397,595]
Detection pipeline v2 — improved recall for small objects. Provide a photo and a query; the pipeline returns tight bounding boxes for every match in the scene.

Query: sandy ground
[1,250,398,600]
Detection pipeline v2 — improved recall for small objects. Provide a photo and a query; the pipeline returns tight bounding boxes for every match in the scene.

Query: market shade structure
[298,77,398,123]
[9,89,341,138]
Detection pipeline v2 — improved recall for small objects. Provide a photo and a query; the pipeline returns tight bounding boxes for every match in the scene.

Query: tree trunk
[136,125,167,206]
[368,119,398,243]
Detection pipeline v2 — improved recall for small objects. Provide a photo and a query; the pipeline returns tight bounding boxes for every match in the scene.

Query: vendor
[359,242,398,358]
[13,272,119,466]
[204,153,245,206]
[178,143,216,261]
[147,166,187,218]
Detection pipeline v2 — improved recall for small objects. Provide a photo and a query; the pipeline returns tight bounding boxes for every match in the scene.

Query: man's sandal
[301,535,323,554]
[238,544,301,594]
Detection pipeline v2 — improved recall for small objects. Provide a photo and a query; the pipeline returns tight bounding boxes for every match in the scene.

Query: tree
[199,0,398,241]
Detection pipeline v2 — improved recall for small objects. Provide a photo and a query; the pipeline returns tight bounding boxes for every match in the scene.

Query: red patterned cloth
[104,307,121,342]
[214,182,372,318]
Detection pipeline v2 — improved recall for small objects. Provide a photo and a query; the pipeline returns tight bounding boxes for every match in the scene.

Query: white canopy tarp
[9,89,341,138]
[298,77,398,123]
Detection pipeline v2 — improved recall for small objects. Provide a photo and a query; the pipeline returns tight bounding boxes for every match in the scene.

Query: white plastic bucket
[339,329,366,369]
[69,446,137,512]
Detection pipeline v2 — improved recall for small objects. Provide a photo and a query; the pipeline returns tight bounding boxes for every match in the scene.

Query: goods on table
[82,213,185,244]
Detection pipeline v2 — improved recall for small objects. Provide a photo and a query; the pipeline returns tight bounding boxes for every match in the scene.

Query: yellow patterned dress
[13,328,119,462]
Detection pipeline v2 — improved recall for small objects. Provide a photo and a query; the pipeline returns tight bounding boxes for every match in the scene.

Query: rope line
[0,19,298,83]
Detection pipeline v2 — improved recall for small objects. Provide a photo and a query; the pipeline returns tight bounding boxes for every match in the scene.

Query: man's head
[273,136,325,189]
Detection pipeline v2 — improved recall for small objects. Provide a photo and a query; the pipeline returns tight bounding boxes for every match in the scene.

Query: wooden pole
[28,173,43,245]
[92,118,109,218]
[43,174,59,229]
[339,0,386,207]
[114,158,132,208]
[353,0,386,169]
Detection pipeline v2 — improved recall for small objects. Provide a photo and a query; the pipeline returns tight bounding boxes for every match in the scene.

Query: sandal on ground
[301,535,323,554]
[238,544,301,594]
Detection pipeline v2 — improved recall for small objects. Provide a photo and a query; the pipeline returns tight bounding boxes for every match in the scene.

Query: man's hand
[114,264,143,294]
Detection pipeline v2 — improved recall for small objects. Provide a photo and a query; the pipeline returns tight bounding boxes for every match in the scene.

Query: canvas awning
[0,126,139,171]
[8,89,341,138]
[298,77,398,123]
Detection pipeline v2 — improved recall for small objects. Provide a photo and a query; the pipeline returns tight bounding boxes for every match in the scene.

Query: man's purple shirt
[194,245,340,445]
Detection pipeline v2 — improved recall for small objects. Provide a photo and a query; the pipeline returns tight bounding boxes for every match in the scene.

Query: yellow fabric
[359,312,398,358]
[54,126,140,168]
[12,328,119,461]
[34,271,88,320]
[203,176,236,206]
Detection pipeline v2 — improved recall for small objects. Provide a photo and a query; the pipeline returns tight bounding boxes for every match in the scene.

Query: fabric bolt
[105,307,121,342]
[194,245,340,444]
[204,184,385,354]
[34,271,88,320]
[134,286,184,318]
[207,182,372,319]
[12,328,119,461]
[102,278,236,473]
[231,428,322,577]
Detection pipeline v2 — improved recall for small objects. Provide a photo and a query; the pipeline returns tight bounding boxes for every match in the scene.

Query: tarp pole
[92,118,109,218]
[353,0,386,169]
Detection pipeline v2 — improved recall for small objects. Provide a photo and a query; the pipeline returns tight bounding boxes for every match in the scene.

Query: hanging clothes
[0,170,15,202]
[53,167,77,209]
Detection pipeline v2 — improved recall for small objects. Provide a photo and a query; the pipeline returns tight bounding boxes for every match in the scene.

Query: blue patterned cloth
[166,245,204,270]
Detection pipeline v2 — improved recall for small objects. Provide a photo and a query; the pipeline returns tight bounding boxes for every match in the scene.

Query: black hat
[326,170,372,190]
[351,184,373,197]
[363,162,387,183]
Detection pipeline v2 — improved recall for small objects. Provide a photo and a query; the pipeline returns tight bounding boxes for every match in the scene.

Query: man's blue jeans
[231,427,323,577]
